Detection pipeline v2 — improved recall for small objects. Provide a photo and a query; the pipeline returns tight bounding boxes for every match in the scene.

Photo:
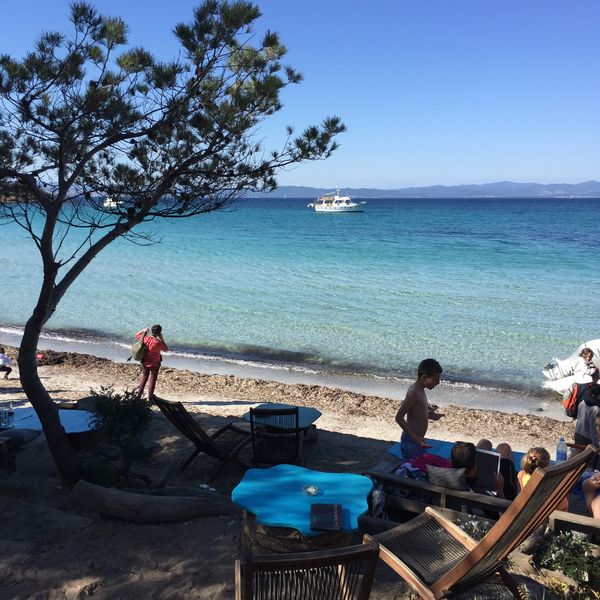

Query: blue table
[231,464,373,536]
[6,407,94,433]
[388,439,525,468]
[242,403,322,431]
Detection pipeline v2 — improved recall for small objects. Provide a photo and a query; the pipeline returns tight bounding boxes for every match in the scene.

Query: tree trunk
[18,315,80,481]
[15,210,131,482]
[70,480,240,523]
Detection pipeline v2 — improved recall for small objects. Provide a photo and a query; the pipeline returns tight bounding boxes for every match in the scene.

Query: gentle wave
[0,322,547,396]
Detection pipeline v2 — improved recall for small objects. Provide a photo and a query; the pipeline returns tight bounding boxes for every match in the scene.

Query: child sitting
[518,447,569,511]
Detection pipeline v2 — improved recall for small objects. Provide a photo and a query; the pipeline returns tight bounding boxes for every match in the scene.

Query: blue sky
[1,1,598,188]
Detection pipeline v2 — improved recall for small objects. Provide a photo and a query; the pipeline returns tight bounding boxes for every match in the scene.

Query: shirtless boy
[396,358,443,461]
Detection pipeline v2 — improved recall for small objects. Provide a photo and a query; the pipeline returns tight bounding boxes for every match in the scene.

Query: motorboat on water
[541,339,600,394]
[103,196,118,208]
[307,189,366,213]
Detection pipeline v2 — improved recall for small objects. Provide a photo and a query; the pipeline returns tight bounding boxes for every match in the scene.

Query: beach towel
[411,453,452,473]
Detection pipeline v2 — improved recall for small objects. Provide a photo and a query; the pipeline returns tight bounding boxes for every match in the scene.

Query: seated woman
[517,447,568,511]
[451,439,518,500]
[574,347,598,384]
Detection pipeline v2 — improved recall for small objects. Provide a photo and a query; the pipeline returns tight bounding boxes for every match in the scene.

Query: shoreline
[0,344,573,454]
[0,326,563,420]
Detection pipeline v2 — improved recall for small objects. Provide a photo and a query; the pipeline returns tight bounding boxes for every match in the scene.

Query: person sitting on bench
[451,439,517,500]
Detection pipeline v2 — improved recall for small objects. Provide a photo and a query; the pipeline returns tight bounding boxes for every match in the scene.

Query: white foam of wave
[166,349,321,375]
[0,325,25,337]
[1,325,322,376]
[0,325,529,395]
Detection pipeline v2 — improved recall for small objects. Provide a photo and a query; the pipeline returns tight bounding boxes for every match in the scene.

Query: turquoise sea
[1,197,599,393]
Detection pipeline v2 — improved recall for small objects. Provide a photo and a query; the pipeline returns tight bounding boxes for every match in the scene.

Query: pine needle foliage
[0,1,344,479]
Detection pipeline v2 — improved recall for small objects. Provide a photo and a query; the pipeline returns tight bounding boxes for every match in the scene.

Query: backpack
[129,334,147,362]
[562,383,582,418]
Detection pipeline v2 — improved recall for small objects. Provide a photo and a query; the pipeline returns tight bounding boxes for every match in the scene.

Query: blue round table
[8,407,94,433]
[232,464,373,537]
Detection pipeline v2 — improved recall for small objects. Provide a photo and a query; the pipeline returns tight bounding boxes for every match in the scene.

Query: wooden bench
[361,456,600,540]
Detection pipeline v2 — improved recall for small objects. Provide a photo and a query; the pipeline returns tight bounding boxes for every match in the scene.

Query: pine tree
[0,1,344,479]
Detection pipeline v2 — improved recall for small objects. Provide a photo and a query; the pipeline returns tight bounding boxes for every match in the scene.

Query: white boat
[103,196,118,208]
[307,189,366,213]
[542,339,600,394]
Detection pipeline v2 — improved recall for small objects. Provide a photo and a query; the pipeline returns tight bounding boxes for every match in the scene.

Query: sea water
[1,197,599,396]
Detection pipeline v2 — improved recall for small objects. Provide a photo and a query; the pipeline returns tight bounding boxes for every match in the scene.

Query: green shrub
[89,386,153,467]
[533,531,600,589]
[455,517,493,541]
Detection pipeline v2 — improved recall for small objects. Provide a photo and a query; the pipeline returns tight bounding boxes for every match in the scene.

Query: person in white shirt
[0,347,12,379]
[573,348,598,384]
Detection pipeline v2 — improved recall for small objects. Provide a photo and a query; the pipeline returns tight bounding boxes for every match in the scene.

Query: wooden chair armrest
[423,506,478,550]
[211,421,250,439]
[363,533,436,600]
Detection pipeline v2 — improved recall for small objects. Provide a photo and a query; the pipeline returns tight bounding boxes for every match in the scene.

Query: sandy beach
[0,346,577,599]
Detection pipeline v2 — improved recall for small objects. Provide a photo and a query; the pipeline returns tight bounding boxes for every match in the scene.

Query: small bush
[455,517,493,541]
[89,386,153,467]
[533,531,600,590]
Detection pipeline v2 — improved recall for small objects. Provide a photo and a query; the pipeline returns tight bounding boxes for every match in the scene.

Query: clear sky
[1,1,598,188]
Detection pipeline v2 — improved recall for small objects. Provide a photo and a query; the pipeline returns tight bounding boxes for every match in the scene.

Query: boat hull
[542,374,576,395]
[308,188,366,213]
[542,339,600,380]
[313,204,364,213]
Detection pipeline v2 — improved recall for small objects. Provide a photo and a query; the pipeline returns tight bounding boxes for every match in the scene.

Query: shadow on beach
[0,407,411,599]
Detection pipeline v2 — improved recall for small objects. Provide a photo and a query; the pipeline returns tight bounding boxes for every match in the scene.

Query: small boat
[103,196,118,209]
[307,189,366,213]
[542,339,600,394]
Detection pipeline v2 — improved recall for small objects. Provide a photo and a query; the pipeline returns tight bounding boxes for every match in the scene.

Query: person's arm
[157,334,168,352]
[495,471,505,498]
[135,328,149,341]
[428,404,445,421]
[395,393,425,447]
[583,473,600,516]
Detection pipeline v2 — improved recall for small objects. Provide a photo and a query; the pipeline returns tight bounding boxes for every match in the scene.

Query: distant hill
[246,180,600,199]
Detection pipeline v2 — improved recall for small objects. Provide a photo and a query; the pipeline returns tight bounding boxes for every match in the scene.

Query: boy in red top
[135,324,168,400]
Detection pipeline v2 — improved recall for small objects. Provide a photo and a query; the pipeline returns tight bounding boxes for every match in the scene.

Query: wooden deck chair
[154,397,251,471]
[364,445,597,600]
[249,406,304,466]
[235,542,380,600]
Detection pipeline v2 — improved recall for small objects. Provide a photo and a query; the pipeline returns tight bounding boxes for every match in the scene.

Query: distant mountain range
[246,180,600,199]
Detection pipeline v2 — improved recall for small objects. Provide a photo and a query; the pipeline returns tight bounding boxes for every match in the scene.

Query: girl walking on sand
[135,324,168,400]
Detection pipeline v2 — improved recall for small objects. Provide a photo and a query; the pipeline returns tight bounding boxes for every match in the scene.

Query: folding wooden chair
[249,406,304,466]
[154,397,250,470]
[364,445,597,599]
[235,542,379,600]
